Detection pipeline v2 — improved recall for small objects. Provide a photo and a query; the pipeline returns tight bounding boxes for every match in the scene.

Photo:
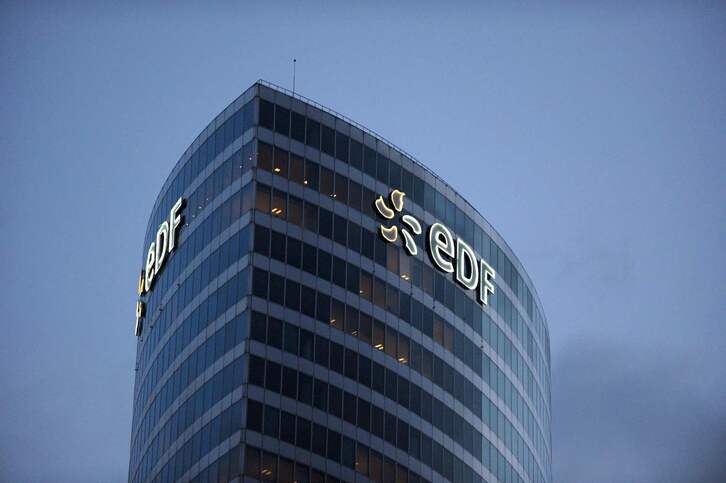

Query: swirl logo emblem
[374,189,421,256]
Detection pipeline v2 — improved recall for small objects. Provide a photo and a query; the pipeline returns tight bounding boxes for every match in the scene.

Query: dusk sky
[2,2,724,482]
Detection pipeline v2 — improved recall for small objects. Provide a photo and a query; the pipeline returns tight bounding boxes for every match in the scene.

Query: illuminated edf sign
[375,189,496,306]
[135,197,185,336]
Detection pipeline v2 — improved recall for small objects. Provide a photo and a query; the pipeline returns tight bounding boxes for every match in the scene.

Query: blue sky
[1,2,724,482]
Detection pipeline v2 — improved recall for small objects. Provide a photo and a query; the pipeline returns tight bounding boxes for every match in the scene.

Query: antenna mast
[292,58,297,95]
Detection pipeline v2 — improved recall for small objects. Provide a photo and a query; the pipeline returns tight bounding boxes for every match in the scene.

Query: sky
[1,2,724,482]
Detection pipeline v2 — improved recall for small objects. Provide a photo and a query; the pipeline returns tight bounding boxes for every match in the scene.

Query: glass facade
[129,81,552,483]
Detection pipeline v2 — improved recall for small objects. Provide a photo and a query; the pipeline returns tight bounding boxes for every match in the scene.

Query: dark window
[290,155,305,185]
[246,399,263,432]
[335,132,349,162]
[314,336,329,367]
[389,163,401,189]
[267,317,283,349]
[265,360,281,392]
[303,202,318,233]
[286,237,301,268]
[328,385,342,418]
[384,412,396,445]
[302,243,317,274]
[350,139,363,170]
[318,208,333,239]
[321,125,335,156]
[320,167,334,197]
[291,111,305,142]
[313,379,328,411]
[298,373,313,405]
[357,398,371,431]
[299,329,314,360]
[348,181,362,212]
[259,100,274,130]
[250,311,266,343]
[326,430,341,462]
[343,392,357,425]
[329,342,344,375]
[376,155,389,184]
[317,250,331,281]
[333,214,347,245]
[244,445,260,478]
[254,225,270,256]
[344,348,357,380]
[301,286,316,318]
[282,367,297,399]
[269,273,285,306]
[296,417,311,450]
[252,268,268,298]
[364,146,377,178]
[285,279,300,311]
[263,405,279,437]
[274,105,290,136]
[306,119,320,150]
[332,256,346,288]
[284,323,299,355]
[270,230,286,262]
[304,160,319,190]
[312,423,327,456]
[371,405,384,438]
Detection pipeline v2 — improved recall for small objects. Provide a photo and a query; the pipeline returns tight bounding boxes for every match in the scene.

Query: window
[273,147,288,177]
[263,405,279,437]
[348,180,362,211]
[274,105,289,136]
[334,173,348,203]
[318,208,332,239]
[287,195,303,226]
[271,189,286,218]
[303,202,318,233]
[302,243,317,274]
[350,139,363,170]
[321,125,335,156]
[282,367,297,399]
[286,238,301,268]
[306,119,320,150]
[253,226,270,258]
[270,230,286,262]
[373,320,385,351]
[258,142,273,171]
[359,271,372,301]
[335,132,349,162]
[259,100,274,130]
[316,250,331,281]
[285,279,300,310]
[296,417,311,450]
[246,399,263,432]
[255,184,270,213]
[244,445,260,478]
[304,159,319,189]
[328,385,342,418]
[320,167,334,197]
[290,111,305,142]
[290,154,305,185]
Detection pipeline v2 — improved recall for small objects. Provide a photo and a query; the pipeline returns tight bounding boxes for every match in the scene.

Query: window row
[135,224,251,418]
[138,180,253,376]
[248,353,533,483]
[247,398,482,483]
[252,218,549,456]
[253,220,547,432]
[249,311,545,483]
[146,100,254,246]
[132,369,245,483]
[254,118,548,357]
[244,444,368,483]
[255,176,550,408]
[131,266,250,463]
